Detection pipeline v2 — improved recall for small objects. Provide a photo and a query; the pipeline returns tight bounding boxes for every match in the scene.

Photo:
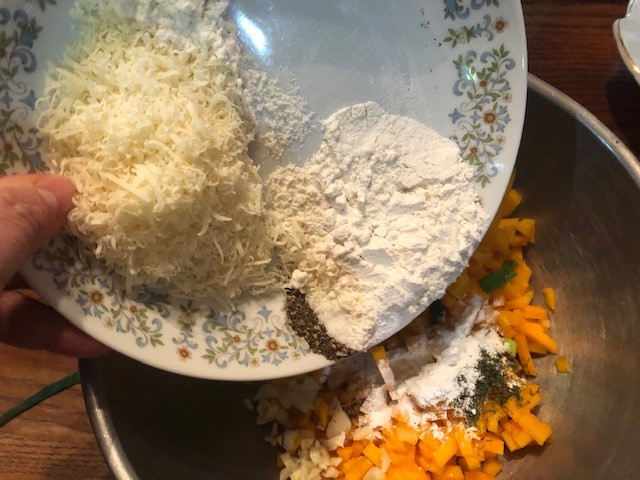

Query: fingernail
[35,176,76,217]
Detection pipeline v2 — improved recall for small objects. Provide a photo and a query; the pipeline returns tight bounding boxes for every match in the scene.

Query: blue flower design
[444,0,499,20]
[449,45,515,186]
[172,302,200,352]
[202,306,309,368]
[0,8,43,175]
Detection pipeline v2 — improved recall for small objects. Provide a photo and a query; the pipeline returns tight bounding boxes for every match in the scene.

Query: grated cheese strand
[37,5,276,305]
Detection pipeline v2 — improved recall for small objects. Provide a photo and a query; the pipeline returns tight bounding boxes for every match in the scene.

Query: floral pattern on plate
[0,7,45,174]
[1,0,525,380]
[450,45,515,186]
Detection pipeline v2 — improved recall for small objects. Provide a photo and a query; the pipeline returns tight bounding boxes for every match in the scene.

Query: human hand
[0,173,109,357]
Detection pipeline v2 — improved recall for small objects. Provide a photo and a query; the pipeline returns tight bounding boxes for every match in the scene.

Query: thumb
[0,174,75,288]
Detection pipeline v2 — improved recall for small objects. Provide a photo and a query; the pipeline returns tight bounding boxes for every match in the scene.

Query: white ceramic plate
[614,0,640,85]
[1,0,527,380]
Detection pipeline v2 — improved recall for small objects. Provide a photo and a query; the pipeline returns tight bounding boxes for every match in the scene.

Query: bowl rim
[79,74,640,480]
[16,0,529,381]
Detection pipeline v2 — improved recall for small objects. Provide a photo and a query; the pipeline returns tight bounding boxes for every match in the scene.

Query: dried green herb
[455,350,520,424]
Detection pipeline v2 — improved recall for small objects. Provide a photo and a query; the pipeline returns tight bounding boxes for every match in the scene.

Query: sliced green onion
[478,259,518,293]
[428,299,446,324]
[503,338,518,356]
[0,371,81,428]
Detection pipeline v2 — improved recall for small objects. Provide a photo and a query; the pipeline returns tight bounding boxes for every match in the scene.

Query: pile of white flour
[241,69,314,162]
[268,102,488,351]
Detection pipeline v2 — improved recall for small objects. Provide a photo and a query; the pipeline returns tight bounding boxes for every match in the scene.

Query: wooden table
[0,1,635,478]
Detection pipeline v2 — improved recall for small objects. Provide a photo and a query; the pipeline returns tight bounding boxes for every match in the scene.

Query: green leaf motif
[449,43,515,186]
[0,7,46,173]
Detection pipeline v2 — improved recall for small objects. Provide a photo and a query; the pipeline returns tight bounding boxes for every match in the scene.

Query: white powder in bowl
[349,297,510,434]
[268,102,488,351]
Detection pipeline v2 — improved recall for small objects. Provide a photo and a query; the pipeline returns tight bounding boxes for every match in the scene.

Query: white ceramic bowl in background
[0,0,527,380]
[614,0,640,85]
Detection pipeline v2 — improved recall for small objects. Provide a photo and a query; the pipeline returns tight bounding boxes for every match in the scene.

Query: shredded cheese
[38,8,275,305]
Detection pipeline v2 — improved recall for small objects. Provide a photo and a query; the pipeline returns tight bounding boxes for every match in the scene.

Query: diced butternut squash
[343,456,374,480]
[509,233,530,247]
[495,281,526,301]
[505,399,553,446]
[386,448,413,466]
[387,463,430,480]
[476,435,504,456]
[418,434,441,459]
[491,229,512,256]
[482,458,503,477]
[513,261,532,289]
[522,305,548,321]
[503,420,533,449]
[514,321,558,354]
[441,465,465,480]
[464,470,495,480]
[351,441,365,458]
[483,405,506,434]
[362,443,383,468]
[526,340,548,356]
[383,430,413,454]
[429,433,458,474]
[501,189,522,216]
[499,217,519,232]
[416,454,431,473]
[454,427,481,471]
[499,309,525,328]
[370,345,387,364]
[501,420,531,449]
[543,287,556,311]
[555,356,571,373]
[514,333,537,377]
[337,446,354,462]
[516,219,536,242]
[502,290,534,309]
[536,317,552,330]
[518,385,541,411]
[395,425,420,446]
[500,429,520,453]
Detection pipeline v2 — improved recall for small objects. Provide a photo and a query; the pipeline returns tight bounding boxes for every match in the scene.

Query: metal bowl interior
[80,76,640,480]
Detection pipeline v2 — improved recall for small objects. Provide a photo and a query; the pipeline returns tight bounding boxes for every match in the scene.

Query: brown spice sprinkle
[285,288,355,360]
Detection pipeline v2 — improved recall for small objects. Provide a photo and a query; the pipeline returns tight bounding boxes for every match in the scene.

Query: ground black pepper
[285,288,355,360]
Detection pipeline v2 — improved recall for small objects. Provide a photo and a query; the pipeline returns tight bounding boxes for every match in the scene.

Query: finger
[0,290,110,358]
[0,173,75,288]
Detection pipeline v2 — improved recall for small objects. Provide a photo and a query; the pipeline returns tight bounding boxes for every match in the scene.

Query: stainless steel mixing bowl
[79,76,640,480]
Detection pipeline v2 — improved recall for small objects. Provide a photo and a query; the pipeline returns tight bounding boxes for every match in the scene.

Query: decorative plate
[614,0,640,85]
[1,0,527,380]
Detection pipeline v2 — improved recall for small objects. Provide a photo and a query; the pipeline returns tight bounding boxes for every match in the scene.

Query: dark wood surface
[0,2,635,478]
